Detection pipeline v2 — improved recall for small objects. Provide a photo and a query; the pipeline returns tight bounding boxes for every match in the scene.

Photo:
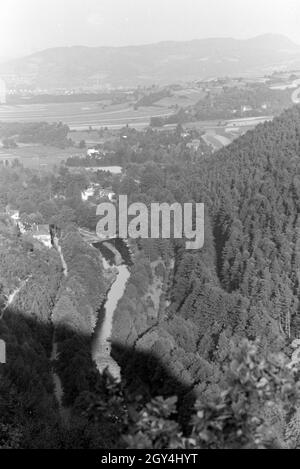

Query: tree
[123,341,300,449]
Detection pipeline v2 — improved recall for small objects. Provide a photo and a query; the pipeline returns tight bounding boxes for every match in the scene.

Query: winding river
[52,232,131,407]
[91,239,131,381]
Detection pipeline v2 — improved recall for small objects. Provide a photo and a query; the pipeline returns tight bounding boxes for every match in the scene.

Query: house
[8,210,20,222]
[5,206,20,223]
[241,105,253,113]
[87,148,101,158]
[81,186,96,201]
[186,139,201,151]
[18,221,51,248]
[31,224,51,248]
[99,188,115,201]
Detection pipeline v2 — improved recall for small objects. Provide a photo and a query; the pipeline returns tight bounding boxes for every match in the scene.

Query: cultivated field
[0,101,173,130]
[184,115,273,150]
[156,88,206,108]
[0,145,80,169]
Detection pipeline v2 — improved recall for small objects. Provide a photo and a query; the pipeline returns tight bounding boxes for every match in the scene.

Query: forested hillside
[111,105,300,444]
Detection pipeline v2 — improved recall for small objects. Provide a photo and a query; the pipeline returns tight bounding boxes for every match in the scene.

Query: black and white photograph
[1,0,300,455]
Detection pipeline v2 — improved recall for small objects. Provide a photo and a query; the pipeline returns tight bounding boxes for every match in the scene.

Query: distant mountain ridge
[1,34,300,89]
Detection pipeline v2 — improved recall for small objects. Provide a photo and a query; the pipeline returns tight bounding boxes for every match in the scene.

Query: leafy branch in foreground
[121,341,300,449]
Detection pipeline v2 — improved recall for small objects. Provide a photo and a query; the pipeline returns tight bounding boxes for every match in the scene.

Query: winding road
[53,236,68,277]
[292,88,300,104]
[1,276,31,317]
[51,236,70,425]
[291,79,300,104]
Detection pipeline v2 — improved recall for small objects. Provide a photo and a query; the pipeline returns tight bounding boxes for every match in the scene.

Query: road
[53,237,68,277]
[289,78,300,104]
[51,236,70,425]
[292,87,300,104]
[2,276,31,316]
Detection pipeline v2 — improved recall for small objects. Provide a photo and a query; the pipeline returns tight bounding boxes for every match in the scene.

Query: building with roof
[31,224,51,248]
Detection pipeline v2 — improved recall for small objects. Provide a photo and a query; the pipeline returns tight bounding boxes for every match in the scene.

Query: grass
[0,101,173,130]
[0,145,81,169]
[156,88,206,108]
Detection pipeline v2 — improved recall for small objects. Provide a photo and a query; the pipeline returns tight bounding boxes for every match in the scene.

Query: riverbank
[91,239,131,381]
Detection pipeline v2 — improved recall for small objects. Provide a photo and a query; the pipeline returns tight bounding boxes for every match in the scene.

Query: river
[52,233,131,403]
[91,239,131,381]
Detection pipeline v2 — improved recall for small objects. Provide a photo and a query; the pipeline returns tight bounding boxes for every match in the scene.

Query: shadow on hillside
[112,343,196,428]
[0,305,196,447]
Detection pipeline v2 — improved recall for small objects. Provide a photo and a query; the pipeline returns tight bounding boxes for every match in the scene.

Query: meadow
[0,101,173,130]
[0,145,78,169]
[155,88,206,108]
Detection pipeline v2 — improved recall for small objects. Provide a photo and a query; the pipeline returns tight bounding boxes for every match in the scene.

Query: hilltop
[1,34,300,89]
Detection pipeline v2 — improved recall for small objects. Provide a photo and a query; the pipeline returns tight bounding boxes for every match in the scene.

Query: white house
[81,186,95,201]
[6,207,20,223]
[99,188,115,201]
[241,105,253,113]
[87,148,101,158]
[10,210,20,222]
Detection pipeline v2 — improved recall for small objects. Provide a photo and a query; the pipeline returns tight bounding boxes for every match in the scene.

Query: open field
[202,132,232,150]
[68,129,102,141]
[0,101,173,130]
[185,115,274,150]
[0,96,276,156]
[0,145,124,172]
[0,145,81,170]
[184,115,273,131]
[69,165,122,174]
[156,88,206,108]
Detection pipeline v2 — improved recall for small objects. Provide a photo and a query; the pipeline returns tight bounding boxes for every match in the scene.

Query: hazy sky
[1,0,300,59]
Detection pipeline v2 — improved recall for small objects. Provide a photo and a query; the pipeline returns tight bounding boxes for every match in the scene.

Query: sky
[1,0,300,59]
